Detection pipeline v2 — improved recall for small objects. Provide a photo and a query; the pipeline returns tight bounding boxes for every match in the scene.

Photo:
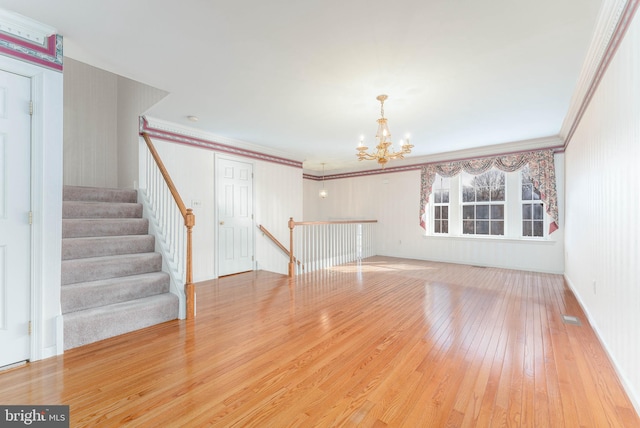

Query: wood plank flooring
[0,257,638,427]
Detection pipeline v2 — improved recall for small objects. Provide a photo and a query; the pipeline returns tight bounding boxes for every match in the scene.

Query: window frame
[425,166,550,241]
[520,166,546,238]
[460,169,506,237]
[432,174,450,235]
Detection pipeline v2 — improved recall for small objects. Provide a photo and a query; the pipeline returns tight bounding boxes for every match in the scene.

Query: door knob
[220,221,225,225]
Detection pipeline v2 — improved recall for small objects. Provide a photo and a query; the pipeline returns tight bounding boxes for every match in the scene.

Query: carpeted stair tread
[64,185,137,203]
[63,201,143,219]
[62,235,155,260]
[61,252,163,285]
[63,293,179,350]
[61,272,170,314]
[62,218,149,238]
[61,185,179,350]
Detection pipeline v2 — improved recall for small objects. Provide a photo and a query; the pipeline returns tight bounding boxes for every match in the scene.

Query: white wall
[64,58,167,188]
[564,10,640,412]
[149,139,215,281]
[304,158,565,274]
[150,137,302,280]
[304,175,378,221]
[255,160,303,275]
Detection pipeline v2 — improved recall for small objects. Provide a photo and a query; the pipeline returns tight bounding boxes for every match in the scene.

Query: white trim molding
[560,0,639,145]
[564,274,640,416]
[0,53,64,361]
[141,116,304,169]
[0,8,56,44]
[305,135,563,180]
[0,8,62,71]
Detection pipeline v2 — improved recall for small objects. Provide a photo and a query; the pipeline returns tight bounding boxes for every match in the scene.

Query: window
[461,169,505,235]
[425,165,552,239]
[432,175,449,234]
[521,166,544,237]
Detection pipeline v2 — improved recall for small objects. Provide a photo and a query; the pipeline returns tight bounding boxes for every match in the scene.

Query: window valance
[419,149,559,234]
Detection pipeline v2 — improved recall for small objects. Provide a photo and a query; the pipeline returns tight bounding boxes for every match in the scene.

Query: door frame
[0,56,64,361]
[0,69,32,367]
[214,153,256,278]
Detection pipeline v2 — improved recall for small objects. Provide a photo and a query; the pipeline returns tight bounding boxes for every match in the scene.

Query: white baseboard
[563,273,640,417]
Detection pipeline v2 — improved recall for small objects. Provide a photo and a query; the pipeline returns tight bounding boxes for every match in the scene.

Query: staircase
[61,185,179,350]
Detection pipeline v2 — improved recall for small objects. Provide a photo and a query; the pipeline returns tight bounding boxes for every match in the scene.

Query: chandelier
[356,94,413,167]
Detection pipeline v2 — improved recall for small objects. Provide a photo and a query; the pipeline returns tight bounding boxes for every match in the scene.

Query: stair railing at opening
[141,132,196,319]
[258,224,303,270]
[288,218,377,276]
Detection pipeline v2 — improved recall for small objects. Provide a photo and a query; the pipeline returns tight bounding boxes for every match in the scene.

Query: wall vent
[562,315,582,326]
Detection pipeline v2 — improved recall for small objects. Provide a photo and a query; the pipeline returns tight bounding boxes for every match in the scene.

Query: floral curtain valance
[419,149,559,234]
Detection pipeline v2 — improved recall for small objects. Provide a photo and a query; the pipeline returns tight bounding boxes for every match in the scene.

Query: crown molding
[303,163,424,181]
[141,116,304,169]
[0,9,62,71]
[304,135,563,179]
[0,9,56,44]
[405,135,563,166]
[560,0,639,145]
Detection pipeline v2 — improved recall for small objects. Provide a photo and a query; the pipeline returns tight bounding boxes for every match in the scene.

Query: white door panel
[0,70,31,367]
[217,158,254,276]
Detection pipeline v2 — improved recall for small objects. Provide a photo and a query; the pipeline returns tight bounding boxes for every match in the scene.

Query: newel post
[288,217,295,277]
[185,208,196,319]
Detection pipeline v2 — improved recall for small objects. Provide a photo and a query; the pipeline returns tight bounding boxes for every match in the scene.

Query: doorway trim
[0,56,64,360]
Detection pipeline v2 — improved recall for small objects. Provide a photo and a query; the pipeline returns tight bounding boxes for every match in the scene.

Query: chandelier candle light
[357,94,413,168]
[319,163,328,199]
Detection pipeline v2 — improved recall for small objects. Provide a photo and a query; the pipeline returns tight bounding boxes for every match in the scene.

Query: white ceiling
[0,0,602,172]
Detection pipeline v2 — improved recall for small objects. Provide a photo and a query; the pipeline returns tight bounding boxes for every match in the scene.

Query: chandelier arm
[357,94,413,168]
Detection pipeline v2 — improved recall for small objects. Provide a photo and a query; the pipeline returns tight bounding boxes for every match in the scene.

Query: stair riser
[62,273,170,313]
[62,236,155,260]
[63,294,179,350]
[62,254,162,285]
[62,219,149,238]
[64,186,137,203]
[61,185,179,350]
[63,202,143,219]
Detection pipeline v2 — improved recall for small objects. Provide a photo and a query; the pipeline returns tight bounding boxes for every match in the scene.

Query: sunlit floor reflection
[328,259,439,273]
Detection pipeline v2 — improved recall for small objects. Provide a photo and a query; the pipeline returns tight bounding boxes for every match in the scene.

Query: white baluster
[323,224,327,270]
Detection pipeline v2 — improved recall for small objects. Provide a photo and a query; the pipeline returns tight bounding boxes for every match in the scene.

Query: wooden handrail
[288,218,378,277]
[142,133,187,215]
[142,132,196,319]
[293,220,378,226]
[258,224,302,269]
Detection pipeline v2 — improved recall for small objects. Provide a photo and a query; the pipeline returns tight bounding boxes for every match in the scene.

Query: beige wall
[63,59,118,186]
[63,58,167,187]
[117,76,169,189]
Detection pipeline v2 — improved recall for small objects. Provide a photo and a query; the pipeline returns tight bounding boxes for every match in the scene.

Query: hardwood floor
[1,257,638,427]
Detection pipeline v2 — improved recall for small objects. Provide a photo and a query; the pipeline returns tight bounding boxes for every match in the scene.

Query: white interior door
[217,158,254,276]
[0,70,32,367]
